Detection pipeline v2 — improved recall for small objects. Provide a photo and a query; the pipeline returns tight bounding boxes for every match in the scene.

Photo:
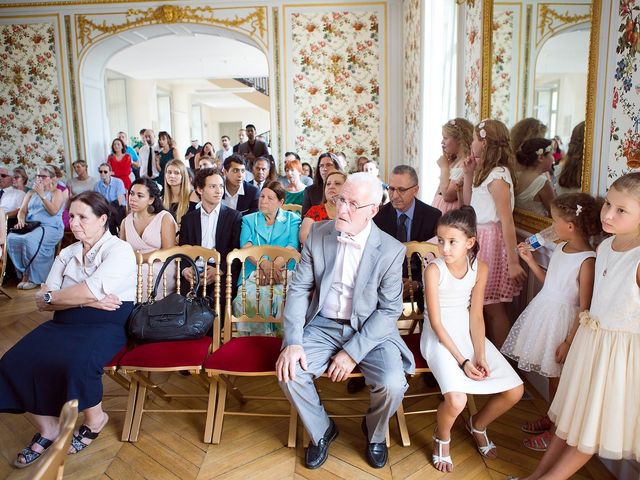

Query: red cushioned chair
[203,246,300,446]
[395,241,476,446]
[117,246,221,442]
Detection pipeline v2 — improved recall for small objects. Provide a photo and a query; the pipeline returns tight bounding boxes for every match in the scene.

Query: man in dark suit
[179,168,242,297]
[237,124,269,168]
[221,154,259,216]
[348,164,441,394]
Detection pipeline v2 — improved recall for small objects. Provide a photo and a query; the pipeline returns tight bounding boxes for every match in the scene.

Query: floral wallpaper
[608,0,640,184]
[403,0,422,168]
[490,8,516,125]
[464,0,483,125]
[288,10,381,170]
[0,23,65,175]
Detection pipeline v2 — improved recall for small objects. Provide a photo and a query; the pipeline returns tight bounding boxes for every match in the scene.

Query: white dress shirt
[0,186,26,214]
[200,203,221,249]
[320,221,372,320]
[222,181,245,210]
[138,143,160,178]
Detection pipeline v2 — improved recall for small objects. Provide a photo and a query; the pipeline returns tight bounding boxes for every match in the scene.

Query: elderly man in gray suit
[277,172,415,470]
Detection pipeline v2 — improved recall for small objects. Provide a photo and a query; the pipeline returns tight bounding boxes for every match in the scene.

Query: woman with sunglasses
[301,152,342,217]
[6,166,65,290]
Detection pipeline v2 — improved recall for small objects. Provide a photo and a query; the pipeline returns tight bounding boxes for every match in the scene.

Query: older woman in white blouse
[0,191,136,469]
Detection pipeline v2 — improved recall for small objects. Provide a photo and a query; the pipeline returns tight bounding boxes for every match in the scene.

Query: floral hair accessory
[449,120,456,126]
[576,204,583,216]
[536,145,553,156]
[479,128,487,139]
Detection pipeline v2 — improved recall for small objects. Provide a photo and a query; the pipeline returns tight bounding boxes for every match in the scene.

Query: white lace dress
[501,243,596,377]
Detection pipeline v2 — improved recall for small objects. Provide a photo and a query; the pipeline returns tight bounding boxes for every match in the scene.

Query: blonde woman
[163,159,199,227]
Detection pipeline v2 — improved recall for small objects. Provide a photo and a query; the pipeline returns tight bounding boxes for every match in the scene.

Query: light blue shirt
[95,177,126,205]
[395,199,416,241]
[125,145,139,163]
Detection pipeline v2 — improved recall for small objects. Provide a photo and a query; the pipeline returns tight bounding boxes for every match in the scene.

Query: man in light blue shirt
[94,163,126,206]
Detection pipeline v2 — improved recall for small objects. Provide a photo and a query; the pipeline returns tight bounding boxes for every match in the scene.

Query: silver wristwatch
[43,291,53,304]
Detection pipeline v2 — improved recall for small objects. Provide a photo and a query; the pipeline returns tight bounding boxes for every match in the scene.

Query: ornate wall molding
[536,3,590,47]
[75,5,268,58]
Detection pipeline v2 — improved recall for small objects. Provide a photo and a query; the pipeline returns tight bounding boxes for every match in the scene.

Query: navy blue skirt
[0,302,133,416]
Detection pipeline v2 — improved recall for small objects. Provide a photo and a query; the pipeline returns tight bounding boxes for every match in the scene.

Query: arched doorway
[78,21,273,172]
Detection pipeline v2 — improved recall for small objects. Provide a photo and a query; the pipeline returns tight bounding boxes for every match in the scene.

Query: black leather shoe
[347,377,366,394]
[305,419,338,469]
[361,418,388,468]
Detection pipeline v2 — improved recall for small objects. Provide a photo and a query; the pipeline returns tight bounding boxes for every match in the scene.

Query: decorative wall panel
[285,7,384,170]
[403,0,421,167]
[463,1,483,124]
[490,6,518,124]
[608,0,640,183]
[0,23,65,173]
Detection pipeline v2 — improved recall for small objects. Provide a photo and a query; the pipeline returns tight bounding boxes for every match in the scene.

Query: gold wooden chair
[203,245,300,446]
[32,399,78,480]
[281,204,302,214]
[396,241,476,446]
[0,209,10,299]
[117,245,221,442]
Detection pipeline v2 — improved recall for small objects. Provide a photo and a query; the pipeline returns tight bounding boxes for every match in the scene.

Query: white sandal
[466,415,497,458]
[432,434,453,471]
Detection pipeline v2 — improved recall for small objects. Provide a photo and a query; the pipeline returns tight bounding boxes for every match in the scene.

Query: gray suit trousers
[280,315,408,444]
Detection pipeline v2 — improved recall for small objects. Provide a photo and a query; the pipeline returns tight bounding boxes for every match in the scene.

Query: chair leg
[220,374,246,404]
[467,394,478,416]
[204,377,218,443]
[287,405,297,448]
[128,382,147,442]
[396,403,411,447]
[211,380,227,444]
[121,378,139,442]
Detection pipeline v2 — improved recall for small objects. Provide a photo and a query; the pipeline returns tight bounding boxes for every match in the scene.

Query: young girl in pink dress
[432,118,473,214]
[516,172,640,479]
[502,193,599,451]
[461,119,526,349]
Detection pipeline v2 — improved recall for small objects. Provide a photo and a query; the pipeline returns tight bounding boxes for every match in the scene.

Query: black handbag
[10,221,41,235]
[127,254,216,343]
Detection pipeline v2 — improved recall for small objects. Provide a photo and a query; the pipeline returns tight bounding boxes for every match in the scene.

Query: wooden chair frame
[204,246,300,446]
[396,241,476,446]
[32,399,78,480]
[118,245,221,442]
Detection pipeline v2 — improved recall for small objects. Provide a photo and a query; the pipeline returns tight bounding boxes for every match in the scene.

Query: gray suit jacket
[282,220,415,374]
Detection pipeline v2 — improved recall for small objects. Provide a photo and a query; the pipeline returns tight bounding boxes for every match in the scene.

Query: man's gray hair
[392,165,419,185]
[347,172,383,205]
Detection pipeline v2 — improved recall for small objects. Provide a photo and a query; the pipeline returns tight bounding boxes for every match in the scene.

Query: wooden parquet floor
[0,285,616,480]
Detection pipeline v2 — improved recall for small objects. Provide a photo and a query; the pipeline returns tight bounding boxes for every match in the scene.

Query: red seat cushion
[203,336,282,373]
[104,346,128,369]
[119,337,212,369]
[402,333,428,369]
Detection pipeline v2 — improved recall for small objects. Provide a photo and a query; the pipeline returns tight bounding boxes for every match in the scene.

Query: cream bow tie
[337,235,362,249]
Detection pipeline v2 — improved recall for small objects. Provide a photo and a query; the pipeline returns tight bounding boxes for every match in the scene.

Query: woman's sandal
[14,433,54,468]
[523,430,553,451]
[521,414,552,434]
[432,434,453,472]
[466,416,497,459]
[69,413,108,454]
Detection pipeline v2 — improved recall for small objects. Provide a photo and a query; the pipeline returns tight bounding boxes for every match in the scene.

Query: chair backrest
[33,399,78,480]
[281,204,302,214]
[398,241,439,334]
[224,245,301,342]
[0,209,6,285]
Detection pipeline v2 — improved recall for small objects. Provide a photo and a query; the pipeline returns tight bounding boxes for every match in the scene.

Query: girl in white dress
[502,193,599,451]
[517,172,640,480]
[421,206,523,473]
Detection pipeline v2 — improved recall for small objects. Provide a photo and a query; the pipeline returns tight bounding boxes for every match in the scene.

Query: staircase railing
[234,77,269,96]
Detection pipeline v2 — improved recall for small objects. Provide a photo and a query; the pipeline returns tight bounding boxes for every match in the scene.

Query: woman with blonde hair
[163,159,199,226]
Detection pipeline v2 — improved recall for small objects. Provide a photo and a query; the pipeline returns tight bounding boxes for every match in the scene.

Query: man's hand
[327,350,356,382]
[276,345,307,382]
[35,284,49,311]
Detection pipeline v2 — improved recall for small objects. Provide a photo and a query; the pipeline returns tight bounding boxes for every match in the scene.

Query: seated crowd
[0,117,638,480]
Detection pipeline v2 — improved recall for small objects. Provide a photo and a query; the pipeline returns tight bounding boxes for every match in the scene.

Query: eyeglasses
[388,184,418,195]
[332,195,374,214]
[0,173,9,178]
[99,170,109,174]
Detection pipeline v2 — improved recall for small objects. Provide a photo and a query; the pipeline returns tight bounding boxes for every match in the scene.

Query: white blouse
[470,167,514,224]
[46,230,137,301]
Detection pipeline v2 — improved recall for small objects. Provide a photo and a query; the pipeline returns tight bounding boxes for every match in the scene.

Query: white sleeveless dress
[501,243,596,377]
[549,237,640,460]
[420,257,523,394]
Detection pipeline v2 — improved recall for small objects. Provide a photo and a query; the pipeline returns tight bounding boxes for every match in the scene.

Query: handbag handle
[149,253,202,300]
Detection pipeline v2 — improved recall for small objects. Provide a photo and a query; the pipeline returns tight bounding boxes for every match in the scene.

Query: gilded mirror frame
[480,0,601,233]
